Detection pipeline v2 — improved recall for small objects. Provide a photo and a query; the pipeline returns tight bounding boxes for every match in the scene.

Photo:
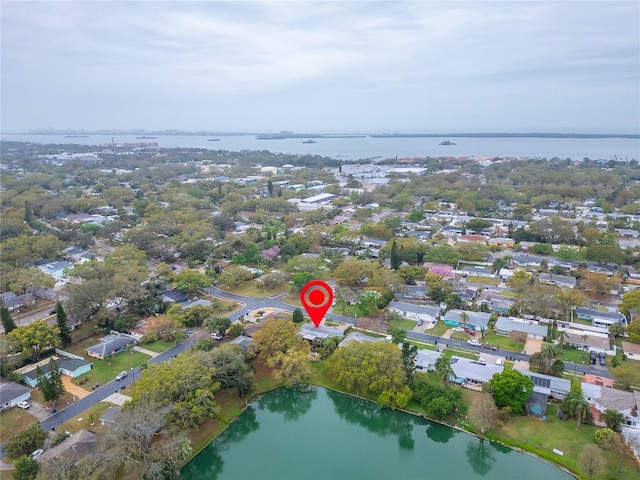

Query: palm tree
[566,394,590,430]
[600,409,625,431]
[540,343,561,368]
[435,356,454,387]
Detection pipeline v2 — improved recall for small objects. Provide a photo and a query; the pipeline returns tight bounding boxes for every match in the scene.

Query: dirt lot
[524,337,544,355]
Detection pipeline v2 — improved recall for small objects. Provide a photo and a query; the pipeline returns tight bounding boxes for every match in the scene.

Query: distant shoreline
[3,131,639,140]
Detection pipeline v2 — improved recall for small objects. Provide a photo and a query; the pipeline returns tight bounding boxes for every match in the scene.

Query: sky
[1,1,639,134]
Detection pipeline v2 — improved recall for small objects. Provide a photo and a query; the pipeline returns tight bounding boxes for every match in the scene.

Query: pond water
[181,387,574,480]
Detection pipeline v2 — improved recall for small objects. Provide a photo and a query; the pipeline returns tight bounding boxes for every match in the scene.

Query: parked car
[417,319,423,327]
[482,343,498,351]
[589,351,597,365]
[30,449,43,460]
[452,327,464,332]
[115,371,128,381]
[17,400,30,410]
[183,329,193,336]
[211,331,223,341]
[464,329,475,336]
[467,339,482,347]
[599,352,606,366]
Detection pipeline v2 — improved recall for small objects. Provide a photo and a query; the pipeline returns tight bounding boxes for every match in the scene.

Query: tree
[581,272,614,298]
[608,322,626,339]
[5,422,47,459]
[3,267,55,296]
[204,317,231,337]
[620,290,640,316]
[1,305,17,334]
[434,356,454,387]
[12,455,39,480]
[37,358,66,407]
[602,432,635,474]
[206,344,254,397]
[8,321,58,363]
[554,288,587,322]
[610,365,640,391]
[389,238,401,270]
[292,307,304,324]
[601,409,626,432]
[410,376,462,419]
[218,265,255,288]
[400,343,417,381]
[55,302,72,347]
[90,401,192,479]
[274,348,312,388]
[469,393,499,435]
[577,444,605,480]
[488,370,533,412]
[595,427,617,445]
[565,393,590,429]
[131,352,220,429]
[387,325,406,345]
[173,269,212,296]
[228,323,245,338]
[327,341,410,409]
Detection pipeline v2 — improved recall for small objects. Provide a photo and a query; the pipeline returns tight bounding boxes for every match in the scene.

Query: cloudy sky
[1,1,638,133]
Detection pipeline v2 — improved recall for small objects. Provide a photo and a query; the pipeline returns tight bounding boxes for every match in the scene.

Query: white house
[0,380,31,411]
[387,301,440,324]
[494,317,547,341]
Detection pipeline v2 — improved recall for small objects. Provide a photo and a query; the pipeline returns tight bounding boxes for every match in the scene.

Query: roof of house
[450,356,504,383]
[0,380,30,404]
[86,333,137,357]
[1,293,34,309]
[583,384,638,412]
[21,357,91,380]
[517,370,571,394]
[39,430,97,463]
[388,301,440,317]
[564,330,609,350]
[300,323,342,338]
[229,335,252,351]
[443,310,491,328]
[494,317,547,336]
[413,348,442,369]
[159,288,189,303]
[575,307,625,322]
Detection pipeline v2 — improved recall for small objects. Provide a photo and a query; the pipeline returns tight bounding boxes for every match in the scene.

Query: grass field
[0,407,38,442]
[71,351,151,387]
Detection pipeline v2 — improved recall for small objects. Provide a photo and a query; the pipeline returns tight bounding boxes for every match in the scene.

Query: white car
[467,339,482,347]
[211,331,223,340]
[30,449,43,460]
[17,401,30,410]
[115,371,128,381]
[452,327,464,332]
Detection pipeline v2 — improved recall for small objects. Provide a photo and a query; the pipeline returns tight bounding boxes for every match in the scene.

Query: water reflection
[326,389,418,450]
[466,438,496,476]
[425,422,455,444]
[257,387,317,421]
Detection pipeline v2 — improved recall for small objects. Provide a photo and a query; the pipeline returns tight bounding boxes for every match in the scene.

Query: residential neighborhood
[1,140,640,479]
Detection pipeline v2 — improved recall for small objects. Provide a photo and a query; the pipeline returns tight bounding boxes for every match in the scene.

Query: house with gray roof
[538,273,576,289]
[38,261,74,279]
[413,348,442,372]
[387,301,440,323]
[449,356,504,389]
[461,266,494,278]
[1,292,35,312]
[18,357,93,388]
[229,335,253,352]
[575,307,626,328]
[442,310,491,332]
[494,317,547,340]
[39,430,98,465]
[582,383,640,430]
[396,285,428,301]
[518,370,571,401]
[86,333,138,360]
[0,380,31,411]
[300,323,343,341]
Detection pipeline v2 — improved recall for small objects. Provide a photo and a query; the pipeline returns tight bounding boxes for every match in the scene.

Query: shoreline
[180,382,579,479]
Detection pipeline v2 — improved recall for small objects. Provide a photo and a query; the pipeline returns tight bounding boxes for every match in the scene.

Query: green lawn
[389,318,417,331]
[464,277,501,286]
[73,351,151,387]
[425,320,451,336]
[557,347,591,364]
[0,407,38,443]
[482,333,525,352]
[140,338,181,353]
[494,404,639,480]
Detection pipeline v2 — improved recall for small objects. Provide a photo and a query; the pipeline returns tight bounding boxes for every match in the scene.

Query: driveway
[524,338,544,355]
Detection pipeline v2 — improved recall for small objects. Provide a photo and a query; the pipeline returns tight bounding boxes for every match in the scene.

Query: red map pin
[300,280,333,327]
